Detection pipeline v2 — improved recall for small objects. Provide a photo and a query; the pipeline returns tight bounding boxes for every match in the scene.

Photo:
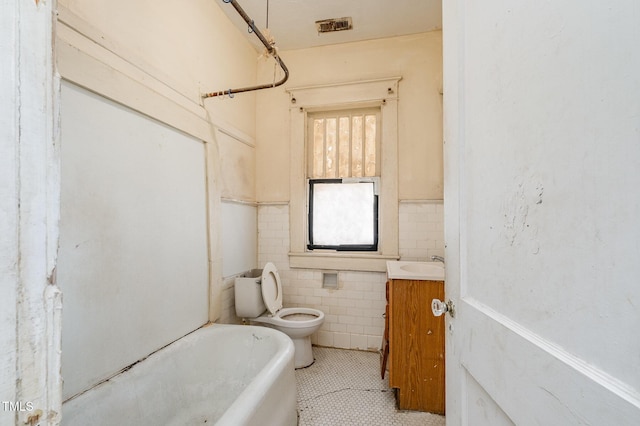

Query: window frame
[307,178,379,252]
[287,77,401,272]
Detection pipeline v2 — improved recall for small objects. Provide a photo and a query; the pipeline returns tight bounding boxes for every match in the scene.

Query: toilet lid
[261,262,283,315]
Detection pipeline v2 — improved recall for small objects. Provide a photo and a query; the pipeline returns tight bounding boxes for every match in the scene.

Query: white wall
[221,201,257,277]
[256,31,443,202]
[58,82,209,399]
[54,5,443,390]
[235,32,444,348]
[252,203,444,351]
[55,0,260,401]
[57,0,258,136]
[399,201,445,261]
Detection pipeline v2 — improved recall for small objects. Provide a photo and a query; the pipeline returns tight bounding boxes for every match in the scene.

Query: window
[308,179,378,251]
[287,77,400,272]
[307,109,380,251]
[307,108,380,179]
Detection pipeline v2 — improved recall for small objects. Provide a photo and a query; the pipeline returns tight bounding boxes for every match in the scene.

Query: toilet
[235,262,325,368]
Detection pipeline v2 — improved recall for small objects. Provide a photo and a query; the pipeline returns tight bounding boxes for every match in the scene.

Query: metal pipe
[202,0,289,99]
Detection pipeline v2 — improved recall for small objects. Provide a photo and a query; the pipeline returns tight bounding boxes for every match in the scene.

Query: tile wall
[219,201,444,351]
[398,201,445,261]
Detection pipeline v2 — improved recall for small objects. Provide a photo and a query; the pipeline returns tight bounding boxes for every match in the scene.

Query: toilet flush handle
[431,299,455,318]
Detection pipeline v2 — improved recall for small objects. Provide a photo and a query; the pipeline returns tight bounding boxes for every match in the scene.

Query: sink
[400,263,442,274]
[387,261,445,281]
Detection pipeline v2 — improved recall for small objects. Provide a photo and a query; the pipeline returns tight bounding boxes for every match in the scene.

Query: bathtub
[62,324,297,425]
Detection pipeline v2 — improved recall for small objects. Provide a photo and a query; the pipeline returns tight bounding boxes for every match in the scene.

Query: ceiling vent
[315,17,353,33]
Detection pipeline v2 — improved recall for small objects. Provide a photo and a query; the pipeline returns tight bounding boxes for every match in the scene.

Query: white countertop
[386,261,445,281]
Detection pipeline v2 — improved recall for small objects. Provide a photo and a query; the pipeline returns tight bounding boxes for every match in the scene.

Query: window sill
[288,251,399,272]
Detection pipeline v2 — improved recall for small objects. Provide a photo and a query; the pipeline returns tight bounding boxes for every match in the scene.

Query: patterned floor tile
[296,347,446,426]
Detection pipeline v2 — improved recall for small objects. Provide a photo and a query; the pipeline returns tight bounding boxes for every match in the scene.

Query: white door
[442,1,640,425]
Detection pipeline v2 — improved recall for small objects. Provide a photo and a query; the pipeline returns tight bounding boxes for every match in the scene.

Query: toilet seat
[256,262,324,331]
[261,262,283,315]
[255,307,324,328]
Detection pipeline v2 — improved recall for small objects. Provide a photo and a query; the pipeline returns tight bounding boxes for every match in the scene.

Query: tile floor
[296,346,446,426]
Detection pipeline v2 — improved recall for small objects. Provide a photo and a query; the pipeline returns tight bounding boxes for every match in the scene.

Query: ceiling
[218,0,442,51]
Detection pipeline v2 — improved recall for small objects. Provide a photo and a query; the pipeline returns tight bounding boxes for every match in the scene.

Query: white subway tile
[305,296,322,305]
[324,314,338,324]
[367,335,383,351]
[338,315,356,325]
[364,325,384,335]
[347,324,364,335]
[248,201,447,352]
[350,334,368,350]
[330,323,347,333]
[333,333,350,349]
[317,331,334,347]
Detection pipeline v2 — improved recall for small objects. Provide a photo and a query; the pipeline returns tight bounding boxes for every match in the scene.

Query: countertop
[386,261,445,281]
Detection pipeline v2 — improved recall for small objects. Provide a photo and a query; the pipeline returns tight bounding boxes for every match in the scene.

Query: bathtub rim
[62,323,297,426]
[214,323,297,425]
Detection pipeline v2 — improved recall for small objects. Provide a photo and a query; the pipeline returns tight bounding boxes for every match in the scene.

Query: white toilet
[235,262,325,368]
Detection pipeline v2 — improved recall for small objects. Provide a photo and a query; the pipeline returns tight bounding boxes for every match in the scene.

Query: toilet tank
[235,269,267,318]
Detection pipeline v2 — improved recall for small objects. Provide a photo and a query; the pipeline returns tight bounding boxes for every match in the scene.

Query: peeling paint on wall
[501,175,543,255]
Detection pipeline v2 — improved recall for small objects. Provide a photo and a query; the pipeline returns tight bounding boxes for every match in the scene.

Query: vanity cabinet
[385,278,445,414]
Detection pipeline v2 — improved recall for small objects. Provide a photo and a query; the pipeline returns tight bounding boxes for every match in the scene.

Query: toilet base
[292,335,314,368]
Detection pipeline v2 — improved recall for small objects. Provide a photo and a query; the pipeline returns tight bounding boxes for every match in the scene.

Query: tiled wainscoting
[398,201,445,261]
[218,201,444,350]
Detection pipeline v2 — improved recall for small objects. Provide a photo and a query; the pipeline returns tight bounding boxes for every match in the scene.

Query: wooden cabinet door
[389,279,445,414]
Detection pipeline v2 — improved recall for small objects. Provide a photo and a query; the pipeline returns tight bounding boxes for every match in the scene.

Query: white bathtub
[62,324,297,425]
